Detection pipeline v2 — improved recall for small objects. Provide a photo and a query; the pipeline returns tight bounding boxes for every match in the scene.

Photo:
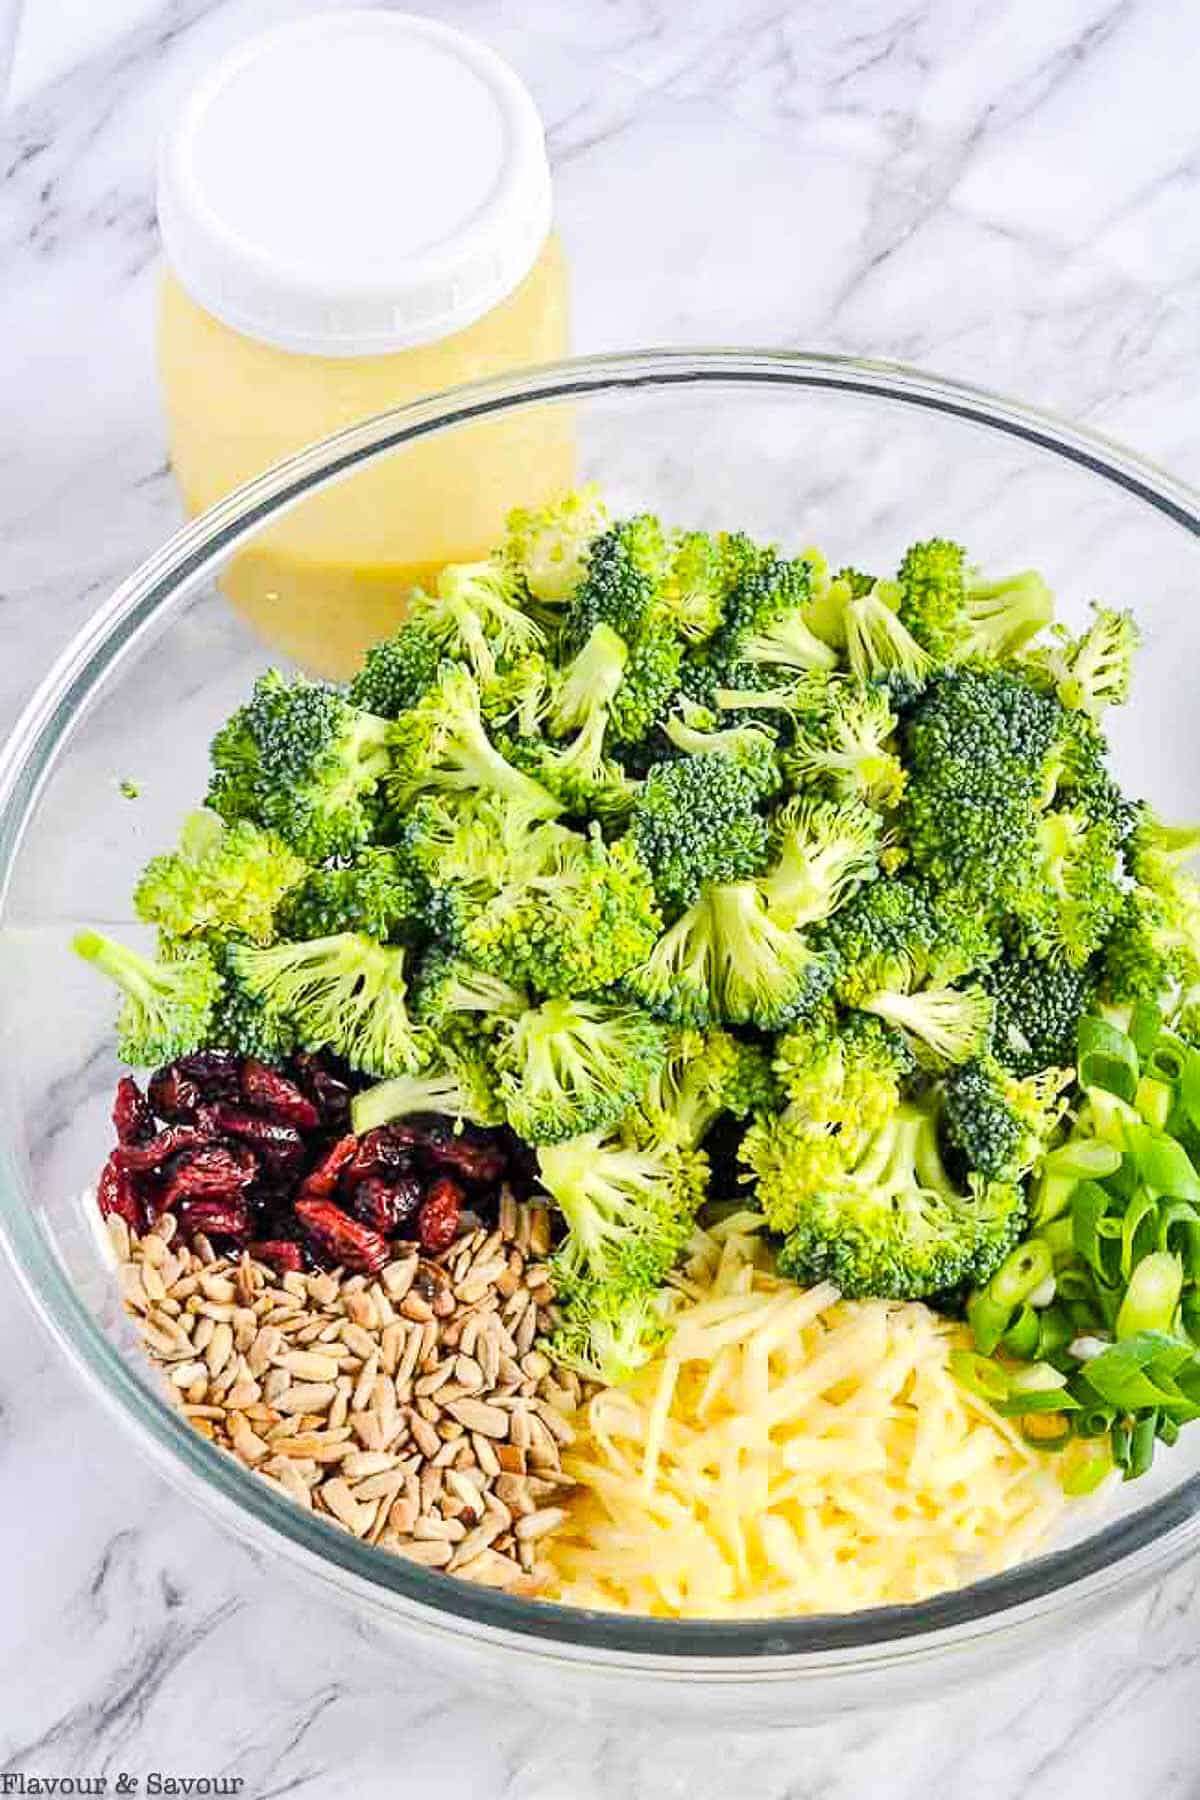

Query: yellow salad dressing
[156,12,571,679]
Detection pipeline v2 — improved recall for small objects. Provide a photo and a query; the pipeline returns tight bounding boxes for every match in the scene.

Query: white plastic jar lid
[157,10,553,356]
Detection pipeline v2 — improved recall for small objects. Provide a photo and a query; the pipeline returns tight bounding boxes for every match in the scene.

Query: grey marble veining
[3,0,1200,1791]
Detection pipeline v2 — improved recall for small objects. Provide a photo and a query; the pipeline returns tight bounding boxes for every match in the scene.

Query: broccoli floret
[74,930,221,1066]
[901,666,1125,962]
[540,1129,706,1291]
[348,617,448,717]
[494,996,668,1143]
[607,635,685,749]
[1100,885,1200,1002]
[661,530,728,644]
[940,1060,1069,1182]
[1026,605,1139,720]
[207,939,297,1062]
[504,485,609,606]
[859,983,994,1070]
[276,847,426,943]
[819,876,999,1008]
[386,663,561,819]
[751,677,906,810]
[662,703,780,777]
[759,794,883,929]
[207,672,392,862]
[1126,805,1200,890]
[134,810,307,947]
[545,1277,670,1386]
[633,1026,776,1149]
[897,540,1054,665]
[478,654,550,740]
[835,577,932,687]
[630,752,773,914]
[409,947,528,1031]
[445,824,663,999]
[696,541,837,690]
[562,515,670,655]
[985,948,1096,1075]
[424,558,545,684]
[546,623,628,736]
[773,1007,912,1143]
[748,1096,1025,1300]
[504,709,638,820]
[626,881,834,1028]
[228,933,427,1077]
[350,1061,500,1134]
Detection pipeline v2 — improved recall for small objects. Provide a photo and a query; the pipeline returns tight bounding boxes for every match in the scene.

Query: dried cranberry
[112,1077,154,1146]
[114,1125,208,1171]
[171,1050,242,1100]
[147,1063,202,1122]
[249,1239,304,1274]
[290,1052,353,1130]
[351,1173,423,1237]
[175,1196,252,1242]
[340,1125,419,1190]
[296,1136,358,1202]
[160,1144,258,1215]
[418,1177,463,1254]
[197,1102,306,1179]
[409,1118,508,1185]
[295,1198,389,1274]
[97,1152,146,1232]
[239,1059,321,1131]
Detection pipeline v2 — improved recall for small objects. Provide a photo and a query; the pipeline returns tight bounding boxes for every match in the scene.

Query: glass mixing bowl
[2,351,1199,1725]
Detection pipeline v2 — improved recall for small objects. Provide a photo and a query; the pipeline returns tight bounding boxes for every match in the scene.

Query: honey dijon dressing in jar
[156,11,570,679]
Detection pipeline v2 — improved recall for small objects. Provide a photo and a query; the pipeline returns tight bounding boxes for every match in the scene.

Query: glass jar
[156,10,571,678]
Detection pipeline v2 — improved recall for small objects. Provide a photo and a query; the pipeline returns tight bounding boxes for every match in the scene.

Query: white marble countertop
[4,1,1200,1791]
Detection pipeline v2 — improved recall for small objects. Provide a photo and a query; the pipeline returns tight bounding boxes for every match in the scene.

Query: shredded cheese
[544,1214,1067,1618]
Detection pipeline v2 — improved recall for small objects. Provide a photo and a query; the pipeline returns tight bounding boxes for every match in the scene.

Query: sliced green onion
[1179,1047,1200,1132]
[1126,1412,1159,1480]
[1123,1125,1200,1201]
[1116,1252,1184,1339]
[1084,1330,1192,1410]
[1136,1076,1175,1132]
[1078,1015,1139,1102]
[1032,1139,1123,1227]
[1129,999,1164,1059]
[948,1349,1010,1404]
[1061,1438,1113,1496]
[968,1239,1054,1355]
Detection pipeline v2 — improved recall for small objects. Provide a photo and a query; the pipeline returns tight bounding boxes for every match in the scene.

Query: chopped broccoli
[626,881,834,1028]
[836,577,932,687]
[773,1007,912,1143]
[748,1095,1025,1300]
[441,822,664,999]
[1126,805,1200,891]
[897,539,1054,665]
[504,485,609,605]
[134,810,307,946]
[276,847,426,943]
[74,930,221,1066]
[424,557,545,684]
[818,876,999,1009]
[940,1060,1069,1182]
[350,1062,499,1134]
[410,947,528,1031]
[546,623,628,736]
[207,672,392,862]
[661,530,727,644]
[1027,604,1139,720]
[859,983,994,1070]
[386,663,561,819]
[632,1025,776,1149]
[695,540,837,692]
[630,751,773,914]
[478,654,550,739]
[562,514,670,656]
[756,677,906,810]
[494,996,668,1143]
[985,948,1096,1075]
[545,1277,670,1386]
[1100,883,1200,1002]
[504,708,638,820]
[228,933,427,1077]
[901,666,1124,961]
[759,794,883,929]
[348,616,448,717]
[540,1128,706,1291]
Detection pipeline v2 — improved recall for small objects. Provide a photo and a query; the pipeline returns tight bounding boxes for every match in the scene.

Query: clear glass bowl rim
[2,346,1199,1672]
